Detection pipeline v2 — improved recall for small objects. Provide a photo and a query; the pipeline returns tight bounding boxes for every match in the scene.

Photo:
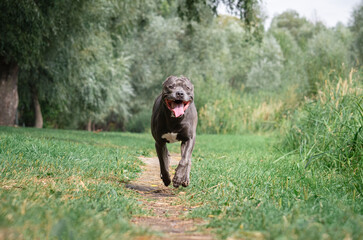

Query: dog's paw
[172,172,189,188]
[181,179,190,187]
[161,174,171,186]
[163,177,171,186]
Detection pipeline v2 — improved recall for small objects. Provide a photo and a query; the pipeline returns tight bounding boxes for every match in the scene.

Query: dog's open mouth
[165,99,190,118]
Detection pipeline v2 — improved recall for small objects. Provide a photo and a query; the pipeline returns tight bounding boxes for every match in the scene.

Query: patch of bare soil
[126,153,214,240]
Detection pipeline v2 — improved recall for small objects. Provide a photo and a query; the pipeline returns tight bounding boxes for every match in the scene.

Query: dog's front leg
[173,137,195,187]
[155,142,171,186]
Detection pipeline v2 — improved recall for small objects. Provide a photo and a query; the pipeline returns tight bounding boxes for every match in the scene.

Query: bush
[125,108,151,133]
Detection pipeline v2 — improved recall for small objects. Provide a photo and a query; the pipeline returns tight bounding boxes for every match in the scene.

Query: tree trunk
[32,90,43,128]
[87,119,92,131]
[0,57,19,126]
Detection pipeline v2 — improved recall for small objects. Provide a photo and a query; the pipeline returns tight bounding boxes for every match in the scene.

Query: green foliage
[177,0,215,23]
[1,0,359,134]
[125,108,152,133]
[0,127,154,239]
[246,35,284,90]
[269,10,325,50]
[304,28,353,94]
[177,0,264,32]
[13,0,149,128]
[63,32,133,125]
[120,9,357,135]
[283,68,363,191]
[270,28,308,92]
[0,0,86,66]
[350,1,363,65]
[126,15,184,96]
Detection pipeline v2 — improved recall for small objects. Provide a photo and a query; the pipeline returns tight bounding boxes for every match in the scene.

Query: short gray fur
[151,76,197,187]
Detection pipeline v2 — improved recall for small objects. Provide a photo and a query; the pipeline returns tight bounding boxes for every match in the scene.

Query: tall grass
[197,84,301,134]
[283,68,363,191]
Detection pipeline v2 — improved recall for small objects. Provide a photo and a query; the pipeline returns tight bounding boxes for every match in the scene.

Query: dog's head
[162,76,194,118]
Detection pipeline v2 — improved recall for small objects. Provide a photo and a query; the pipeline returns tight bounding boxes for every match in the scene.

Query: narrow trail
[126,153,214,240]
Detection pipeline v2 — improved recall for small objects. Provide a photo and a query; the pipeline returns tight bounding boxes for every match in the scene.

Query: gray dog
[151,76,197,188]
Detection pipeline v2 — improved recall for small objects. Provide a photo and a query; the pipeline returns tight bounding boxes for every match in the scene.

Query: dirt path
[126,153,214,240]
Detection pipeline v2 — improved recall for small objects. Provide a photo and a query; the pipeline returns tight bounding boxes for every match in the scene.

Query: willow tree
[269,10,325,50]
[177,0,264,39]
[0,0,86,126]
[47,0,147,130]
[1,0,144,128]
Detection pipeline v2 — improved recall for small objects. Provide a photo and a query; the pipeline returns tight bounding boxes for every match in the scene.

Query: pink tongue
[171,102,184,117]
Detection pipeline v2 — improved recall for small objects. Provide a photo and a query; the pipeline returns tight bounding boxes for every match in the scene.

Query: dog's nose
[176,91,184,98]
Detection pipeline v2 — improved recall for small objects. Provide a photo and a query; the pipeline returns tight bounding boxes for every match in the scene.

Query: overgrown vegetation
[283,68,363,192]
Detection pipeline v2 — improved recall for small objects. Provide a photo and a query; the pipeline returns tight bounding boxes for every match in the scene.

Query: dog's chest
[162,132,179,143]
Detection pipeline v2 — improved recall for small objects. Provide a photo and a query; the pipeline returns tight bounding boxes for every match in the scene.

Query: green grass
[0,127,154,239]
[184,134,363,239]
[1,127,362,239]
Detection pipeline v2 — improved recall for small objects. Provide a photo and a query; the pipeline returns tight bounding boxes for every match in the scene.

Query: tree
[0,57,18,126]
[60,29,134,130]
[270,10,325,50]
[56,0,147,130]
[270,28,308,92]
[177,0,264,38]
[246,35,284,90]
[219,0,265,39]
[350,1,363,65]
[0,1,42,126]
[0,0,86,126]
[305,28,352,94]
[1,0,146,129]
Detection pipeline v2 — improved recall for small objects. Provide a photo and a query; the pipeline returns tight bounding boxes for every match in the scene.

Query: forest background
[0,0,362,135]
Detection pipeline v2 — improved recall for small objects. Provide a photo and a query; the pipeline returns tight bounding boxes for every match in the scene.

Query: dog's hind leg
[155,142,171,186]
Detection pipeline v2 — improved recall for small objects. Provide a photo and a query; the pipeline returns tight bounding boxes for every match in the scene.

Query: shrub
[125,108,151,133]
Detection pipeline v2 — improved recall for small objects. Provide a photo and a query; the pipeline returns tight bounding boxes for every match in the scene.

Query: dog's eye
[168,85,175,89]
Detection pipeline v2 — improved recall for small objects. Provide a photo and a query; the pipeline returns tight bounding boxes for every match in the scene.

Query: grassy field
[185,135,362,239]
[1,127,362,239]
[0,127,154,239]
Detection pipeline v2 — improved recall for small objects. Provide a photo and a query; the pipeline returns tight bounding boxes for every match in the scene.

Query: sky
[218,0,362,29]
